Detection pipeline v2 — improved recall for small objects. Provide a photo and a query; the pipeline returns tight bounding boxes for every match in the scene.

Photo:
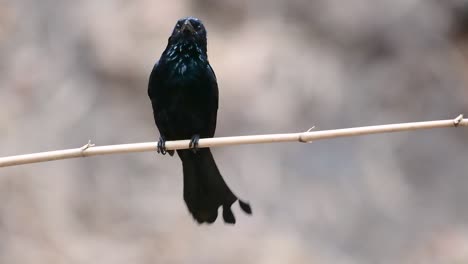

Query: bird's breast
[167,57,206,84]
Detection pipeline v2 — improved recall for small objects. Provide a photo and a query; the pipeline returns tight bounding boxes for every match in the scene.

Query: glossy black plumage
[148,17,251,224]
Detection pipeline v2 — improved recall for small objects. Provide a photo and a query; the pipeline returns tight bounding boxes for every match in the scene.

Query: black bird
[148,17,252,224]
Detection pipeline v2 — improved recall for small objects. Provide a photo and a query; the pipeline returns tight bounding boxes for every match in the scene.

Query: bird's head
[168,17,207,53]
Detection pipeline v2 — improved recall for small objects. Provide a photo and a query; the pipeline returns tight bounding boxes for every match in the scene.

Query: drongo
[148,17,252,224]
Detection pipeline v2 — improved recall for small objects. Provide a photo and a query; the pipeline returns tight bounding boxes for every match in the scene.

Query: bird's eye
[176,23,181,29]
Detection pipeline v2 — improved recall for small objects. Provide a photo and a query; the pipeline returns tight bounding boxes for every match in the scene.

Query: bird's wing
[147,60,159,99]
[148,60,171,138]
[207,64,219,137]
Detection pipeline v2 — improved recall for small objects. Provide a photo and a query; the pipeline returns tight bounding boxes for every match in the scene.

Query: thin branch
[1,115,466,168]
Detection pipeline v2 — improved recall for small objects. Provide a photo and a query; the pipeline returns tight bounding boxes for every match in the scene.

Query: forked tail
[177,148,252,224]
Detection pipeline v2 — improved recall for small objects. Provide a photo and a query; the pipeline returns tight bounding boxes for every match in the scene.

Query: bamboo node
[299,126,315,143]
[453,114,463,127]
[80,140,95,156]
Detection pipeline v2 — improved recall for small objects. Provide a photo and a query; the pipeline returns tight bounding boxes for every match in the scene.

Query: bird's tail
[177,148,252,224]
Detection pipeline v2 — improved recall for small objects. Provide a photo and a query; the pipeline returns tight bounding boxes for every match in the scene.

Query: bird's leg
[157,136,168,155]
[189,134,200,153]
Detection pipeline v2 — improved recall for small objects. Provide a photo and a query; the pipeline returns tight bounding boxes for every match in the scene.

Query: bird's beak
[181,20,195,34]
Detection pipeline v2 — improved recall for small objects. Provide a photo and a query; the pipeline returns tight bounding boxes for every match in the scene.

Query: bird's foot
[157,136,167,155]
[157,136,174,156]
[189,134,200,153]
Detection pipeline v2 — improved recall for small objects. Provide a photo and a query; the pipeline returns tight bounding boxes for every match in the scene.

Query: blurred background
[1,0,468,263]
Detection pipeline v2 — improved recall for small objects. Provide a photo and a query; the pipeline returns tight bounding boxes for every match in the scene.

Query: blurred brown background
[1,0,468,263]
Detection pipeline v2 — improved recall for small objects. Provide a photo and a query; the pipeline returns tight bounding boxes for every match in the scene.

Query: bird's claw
[157,136,168,155]
[189,134,200,153]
